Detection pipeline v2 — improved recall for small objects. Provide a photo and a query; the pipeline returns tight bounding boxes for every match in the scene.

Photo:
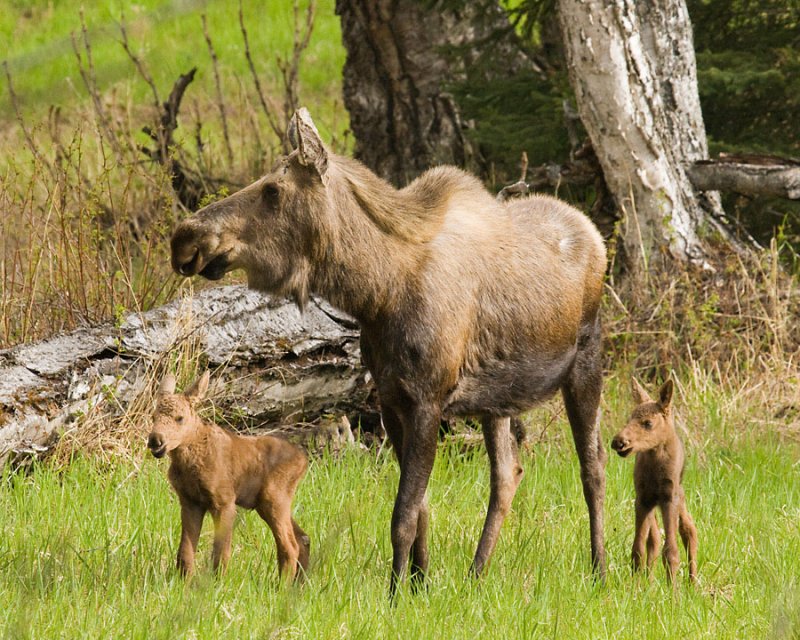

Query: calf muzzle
[148,433,167,458]
[610,435,632,457]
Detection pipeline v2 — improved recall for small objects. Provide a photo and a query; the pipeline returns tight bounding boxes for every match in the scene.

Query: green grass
[1,0,345,136]
[2,407,799,639]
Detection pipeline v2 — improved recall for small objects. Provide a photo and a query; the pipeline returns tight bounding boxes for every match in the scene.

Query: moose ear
[159,374,176,396]
[631,377,652,405]
[184,370,210,404]
[289,107,328,181]
[658,378,674,411]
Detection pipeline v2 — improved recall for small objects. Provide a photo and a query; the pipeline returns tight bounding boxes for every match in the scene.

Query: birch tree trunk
[558,0,725,277]
[335,0,526,186]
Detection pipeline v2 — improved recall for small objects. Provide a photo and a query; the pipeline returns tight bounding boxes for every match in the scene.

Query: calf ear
[184,370,210,404]
[658,378,674,411]
[631,377,652,405]
[159,374,176,396]
[290,107,328,181]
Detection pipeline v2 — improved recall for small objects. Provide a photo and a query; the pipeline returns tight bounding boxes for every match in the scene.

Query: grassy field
[2,374,799,639]
[2,2,799,638]
[1,0,345,130]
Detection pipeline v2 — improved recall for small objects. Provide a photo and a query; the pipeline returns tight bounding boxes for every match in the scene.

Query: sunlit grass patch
[2,409,798,639]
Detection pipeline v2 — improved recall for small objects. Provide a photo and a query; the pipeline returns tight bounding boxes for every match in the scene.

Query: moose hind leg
[471,416,524,577]
[678,500,698,583]
[292,518,311,577]
[561,318,606,579]
[258,499,301,581]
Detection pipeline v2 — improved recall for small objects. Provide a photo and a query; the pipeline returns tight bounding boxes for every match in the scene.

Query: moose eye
[262,183,280,204]
[642,419,653,430]
[175,415,184,423]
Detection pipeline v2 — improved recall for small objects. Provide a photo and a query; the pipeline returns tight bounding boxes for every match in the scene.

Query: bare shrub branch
[201,13,234,165]
[71,8,123,157]
[239,0,285,148]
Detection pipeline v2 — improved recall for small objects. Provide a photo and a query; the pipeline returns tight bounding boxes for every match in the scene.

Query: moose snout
[148,433,166,458]
[170,226,202,276]
[611,434,632,457]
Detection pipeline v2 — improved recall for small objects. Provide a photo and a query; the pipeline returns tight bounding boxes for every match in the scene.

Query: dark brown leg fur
[561,316,606,579]
[471,416,524,577]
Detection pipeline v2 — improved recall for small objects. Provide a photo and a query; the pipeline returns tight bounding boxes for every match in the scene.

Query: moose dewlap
[170,107,608,594]
[147,371,310,580]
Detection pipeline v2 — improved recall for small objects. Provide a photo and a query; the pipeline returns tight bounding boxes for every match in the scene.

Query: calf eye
[175,416,184,423]
[642,419,653,430]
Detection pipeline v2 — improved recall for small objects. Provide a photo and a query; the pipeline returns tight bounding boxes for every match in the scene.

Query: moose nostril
[611,437,626,451]
[177,248,200,276]
[147,433,163,450]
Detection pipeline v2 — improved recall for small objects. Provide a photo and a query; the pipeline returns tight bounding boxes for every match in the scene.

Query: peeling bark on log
[687,160,800,200]
[0,286,376,467]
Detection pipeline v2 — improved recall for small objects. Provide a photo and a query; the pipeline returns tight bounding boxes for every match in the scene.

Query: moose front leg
[660,500,681,583]
[645,511,662,570]
[177,501,205,578]
[632,500,654,574]
[211,503,237,575]
[471,415,524,577]
[387,404,439,597]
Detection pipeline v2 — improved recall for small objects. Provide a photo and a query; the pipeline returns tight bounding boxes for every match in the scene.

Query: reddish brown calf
[611,378,698,583]
[147,371,310,580]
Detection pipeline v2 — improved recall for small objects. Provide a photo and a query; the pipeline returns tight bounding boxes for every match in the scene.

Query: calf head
[611,378,674,458]
[147,371,210,458]
[170,108,331,306]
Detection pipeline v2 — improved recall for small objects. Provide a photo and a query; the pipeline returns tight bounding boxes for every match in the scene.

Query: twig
[3,62,57,182]
[239,0,286,149]
[277,0,316,127]
[71,8,123,157]
[118,14,160,108]
[201,14,234,165]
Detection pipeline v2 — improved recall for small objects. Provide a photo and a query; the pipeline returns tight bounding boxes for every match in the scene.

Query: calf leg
[471,416,524,577]
[561,317,606,579]
[177,501,205,577]
[632,501,654,573]
[678,499,698,583]
[292,518,311,577]
[645,512,661,570]
[258,499,301,581]
[659,501,680,583]
[211,503,237,575]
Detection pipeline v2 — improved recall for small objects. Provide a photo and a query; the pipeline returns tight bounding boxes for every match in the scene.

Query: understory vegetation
[2,373,799,639]
[1,1,799,638]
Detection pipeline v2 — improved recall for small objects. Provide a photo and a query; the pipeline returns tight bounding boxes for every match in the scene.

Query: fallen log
[687,155,800,200]
[0,286,377,467]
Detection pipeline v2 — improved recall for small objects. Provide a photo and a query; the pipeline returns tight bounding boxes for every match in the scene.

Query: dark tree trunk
[335,0,524,186]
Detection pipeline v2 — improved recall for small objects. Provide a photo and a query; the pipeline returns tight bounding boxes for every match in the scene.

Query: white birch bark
[558,0,723,274]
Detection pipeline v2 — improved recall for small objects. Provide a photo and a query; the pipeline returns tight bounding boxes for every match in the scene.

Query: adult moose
[170,109,608,593]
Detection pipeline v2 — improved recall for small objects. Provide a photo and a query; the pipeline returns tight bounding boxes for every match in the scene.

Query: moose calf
[147,371,310,580]
[611,378,698,583]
